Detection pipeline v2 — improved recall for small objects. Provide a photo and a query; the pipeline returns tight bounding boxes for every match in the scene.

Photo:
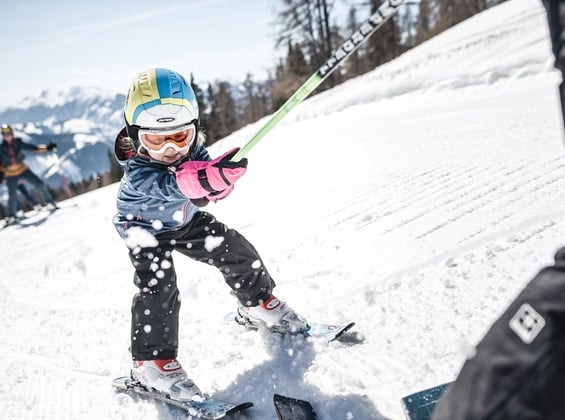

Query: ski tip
[273,394,317,419]
[340,321,355,334]
[401,382,451,420]
[273,393,286,402]
[227,401,254,415]
[330,321,356,342]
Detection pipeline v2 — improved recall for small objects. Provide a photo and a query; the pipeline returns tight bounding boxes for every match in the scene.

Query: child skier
[113,68,307,400]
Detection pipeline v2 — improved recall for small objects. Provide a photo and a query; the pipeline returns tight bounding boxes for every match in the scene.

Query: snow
[1,0,564,419]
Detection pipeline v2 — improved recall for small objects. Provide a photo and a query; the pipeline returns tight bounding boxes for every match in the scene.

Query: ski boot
[45,202,59,211]
[130,358,201,401]
[236,294,309,334]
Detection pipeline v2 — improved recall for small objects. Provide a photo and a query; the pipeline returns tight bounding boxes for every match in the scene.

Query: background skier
[0,123,58,224]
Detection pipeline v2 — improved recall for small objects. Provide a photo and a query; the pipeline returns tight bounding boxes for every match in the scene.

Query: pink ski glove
[176,148,247,199]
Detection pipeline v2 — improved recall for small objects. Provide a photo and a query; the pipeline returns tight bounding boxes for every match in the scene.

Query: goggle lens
[139,123,196,153]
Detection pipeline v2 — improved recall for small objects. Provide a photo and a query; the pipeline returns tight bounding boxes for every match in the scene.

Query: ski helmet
[1,123,13,136]
[124,68,199,141]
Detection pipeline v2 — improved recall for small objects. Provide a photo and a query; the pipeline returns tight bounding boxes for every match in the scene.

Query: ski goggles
[138,122,196,154]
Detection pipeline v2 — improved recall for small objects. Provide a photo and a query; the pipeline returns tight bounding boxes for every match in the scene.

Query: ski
[401,382,451,420]
[1,209,56,230]
[274,393,317,420]
[224,312,357,343]
[112,376,253,419]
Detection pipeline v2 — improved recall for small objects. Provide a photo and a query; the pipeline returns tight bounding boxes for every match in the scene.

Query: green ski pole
[231,0,405,162]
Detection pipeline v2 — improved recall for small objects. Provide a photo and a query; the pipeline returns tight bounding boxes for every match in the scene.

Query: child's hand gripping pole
[176,148,247,202]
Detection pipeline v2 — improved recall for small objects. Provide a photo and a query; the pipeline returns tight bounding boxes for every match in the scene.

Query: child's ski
[224,312,357,343]
[112,376,253,419]
[274,393,317,420]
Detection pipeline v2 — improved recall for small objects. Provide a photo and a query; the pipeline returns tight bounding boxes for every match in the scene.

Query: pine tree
[206,82,238,144]
[344,6,363,78]
[271,40,310,109]
[190,74,210,142]
[242,73,272,124]
[363,0,401,70]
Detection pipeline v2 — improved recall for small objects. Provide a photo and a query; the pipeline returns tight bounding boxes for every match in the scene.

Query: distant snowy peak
[16,86,123,110]
[0,86,125,136]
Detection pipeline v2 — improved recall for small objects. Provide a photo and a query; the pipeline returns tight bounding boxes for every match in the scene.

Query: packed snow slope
[1,0,563,419]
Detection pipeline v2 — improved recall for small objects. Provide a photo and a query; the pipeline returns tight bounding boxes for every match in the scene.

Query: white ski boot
[131,358,201,401]
[237,294,309,334]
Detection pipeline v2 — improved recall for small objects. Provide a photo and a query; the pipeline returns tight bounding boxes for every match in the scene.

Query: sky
[1,1,564,419]
[0,0,280,108]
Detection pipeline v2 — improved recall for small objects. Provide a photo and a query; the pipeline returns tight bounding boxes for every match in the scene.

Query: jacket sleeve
[17,139,41,152]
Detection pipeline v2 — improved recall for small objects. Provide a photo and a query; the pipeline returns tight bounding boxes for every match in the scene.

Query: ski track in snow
[1,0,565,419]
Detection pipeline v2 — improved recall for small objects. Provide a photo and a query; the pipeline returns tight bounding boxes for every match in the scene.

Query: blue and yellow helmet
[124,68,199,140]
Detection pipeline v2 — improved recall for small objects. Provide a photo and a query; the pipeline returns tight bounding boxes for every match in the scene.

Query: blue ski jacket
[113,144,211,238]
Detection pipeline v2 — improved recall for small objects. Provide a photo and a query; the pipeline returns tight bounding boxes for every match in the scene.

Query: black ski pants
[128,211,275,361]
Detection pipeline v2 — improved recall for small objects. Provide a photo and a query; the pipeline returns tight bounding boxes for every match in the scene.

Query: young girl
[113,68,307,399]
